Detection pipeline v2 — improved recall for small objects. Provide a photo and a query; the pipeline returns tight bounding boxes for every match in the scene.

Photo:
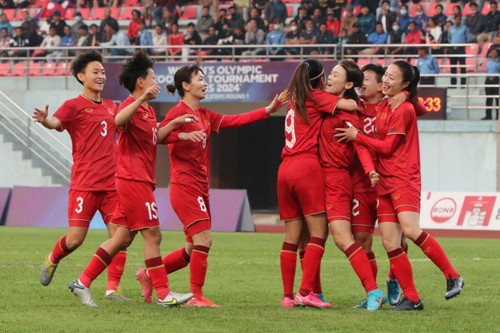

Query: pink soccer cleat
[281,296,295,308]
[135,268,153,304]
[294,291,332,309]
[186,296,220,308]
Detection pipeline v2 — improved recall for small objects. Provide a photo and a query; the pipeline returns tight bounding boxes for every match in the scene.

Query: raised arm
[115,84,160,127]
[32,105,62,130]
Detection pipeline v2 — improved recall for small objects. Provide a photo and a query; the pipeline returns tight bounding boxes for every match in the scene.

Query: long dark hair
[392,60,420,100]
[166,64,204,98]
[338,60,363,102]
[284,58,324,124]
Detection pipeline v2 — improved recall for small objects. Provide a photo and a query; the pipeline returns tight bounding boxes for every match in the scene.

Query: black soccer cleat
[445,276,464,300]
[392,297,424,311]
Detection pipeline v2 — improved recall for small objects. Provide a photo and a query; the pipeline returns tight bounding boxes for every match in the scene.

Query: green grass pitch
[0,227,498,333]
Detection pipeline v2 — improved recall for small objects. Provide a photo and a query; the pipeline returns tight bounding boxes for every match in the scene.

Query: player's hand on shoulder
[32,105,49,123]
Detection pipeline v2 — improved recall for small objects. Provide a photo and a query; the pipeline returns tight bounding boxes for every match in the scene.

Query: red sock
[299,237,325,296]
[366,251,378,281]
[313,260,323,294]
[49,236,72,265]
[345,243,377,293]
[190,245,210,298]
[79,247,112,288]
[387,248,420,302]
[162,247,190,274]
[146,256,170,300]
[415,232,458,278]
[280,242,298,298]
[107,250,126,291]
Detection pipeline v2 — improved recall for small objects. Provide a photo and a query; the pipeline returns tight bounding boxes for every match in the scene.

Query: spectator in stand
[397,4,410,33]
[0,12,12,36]
[100,7,119,42]
[294,6,309,31]
[410,3,429,31]
[404,21,423,56]
[448,14,473,86]
[71,12,85,39]
[388,20,404,55]
[8,27,30,58]
[447,4,463,24]
[100,22,132,61]
[20,9,37,40]
[46,25,74,61]
[301,0,314,17]
[326,11,340,36]
[482,46,500,120]
[50,10,67,38]
[311,7,326,31]
[76,24,89,49]
[253,0,268,12]
[35,26,61,60]
[465,2,484,38]
[160,8,178,34]
[345,22,367,58]
[477,1,500,46]
[196,5,214,41]
[358,5,376,36]
[265,0,287,25]
[241,18,265,58]
[334,27,349,56]
[167,22,184,58]
[0,27,13,58]
[360,22,388,55]
[39,15,52,37]
[232,25,245,57]
[248,6,266,31]
[152,0,178,26]
[214,8,230,34]
[216,23,234,60]
[184,22,202,57]
[417,46,439,85]
[285,20,301,56]
[299,19,318,55]
[228,5,245,31]
[127,9,142,45]
[315,22,334,55]
[36,0,63,20]
[83,23,101,47]
[341,5,358,34]
[152,24,167,56]
[378,2,397,33]
[138,20,153,54]
[425,17,442,50]
[314,0,332,17]
[202,25,219,59]
[432,4,447,28]
[0,0,15,9]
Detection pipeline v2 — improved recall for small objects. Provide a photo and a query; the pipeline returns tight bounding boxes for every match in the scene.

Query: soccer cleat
[105,287,132,301]
[392,297,424,311]
[281,296,295,308]
[135,268,153,304]
[69,279,97,307]
[40,255,58,286]
[316,292,328,303]
[366,289,387,311]
[294,292,331,309]
[186,296,220,308]
[387,279,403,306]
[445,276,464,300]
[157,291,194,307]
[353,299,367,309]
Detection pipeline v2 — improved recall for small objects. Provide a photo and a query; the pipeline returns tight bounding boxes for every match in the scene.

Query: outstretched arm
[157,114,198,142]
[32,105,62,130]
[336,126,403,156]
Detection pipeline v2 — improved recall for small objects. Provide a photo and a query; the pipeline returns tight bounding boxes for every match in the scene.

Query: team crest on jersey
[393,193,401,200]
[379,111,387,120]
[142,112,149,119]
[107,108,114,116]
[326,204,332,210]
[204,120,210,127]
[85,107,93,113]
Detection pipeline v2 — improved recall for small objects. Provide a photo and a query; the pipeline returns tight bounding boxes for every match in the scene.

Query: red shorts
[170,183,211,240]
[323,168,353,223]
[351,191,378,233]
[112,178,159,231]
[378,187,421,223]
[277,154,326,221]
[68,190,118,227]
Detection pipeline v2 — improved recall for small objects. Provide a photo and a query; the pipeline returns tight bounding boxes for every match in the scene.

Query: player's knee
[65,235,85,250]
[381,237,400,252]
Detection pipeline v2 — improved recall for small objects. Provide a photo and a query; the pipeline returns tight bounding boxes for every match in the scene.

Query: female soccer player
[277,59,357,309]
[69,51,198,307]
[319,60,386,311]
[336,61,464,311]
[136,64,286,308]
[33,50,128,300]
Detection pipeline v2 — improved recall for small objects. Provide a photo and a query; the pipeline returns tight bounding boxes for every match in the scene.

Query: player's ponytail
[284,58,324,124]
[166,84,176,94]
[169,64,204,98]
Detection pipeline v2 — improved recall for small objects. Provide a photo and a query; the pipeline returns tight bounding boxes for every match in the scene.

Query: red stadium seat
[465,45,479,72]
[111,7,120,18]
[123,0,140,5]
[482,2,492,15]
[120,7,135,20]
[78,7,90,20]
[41,61,57,76]
[462,3,472,16]
[55,61,70,76]
[426,2,439,17]
[11,62,28,76]
[445,2,460,16]
[410,3,427,17]
[63,7,75,20]
[357,58,370,68]
[90,7,106,20]
[0,62,10,76]
[34,0,49,7]
[180,6,199,20]
[2,9,16,21]
[28,61,42,76]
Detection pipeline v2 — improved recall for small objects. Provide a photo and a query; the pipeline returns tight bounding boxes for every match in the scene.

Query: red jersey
[281,89,339,159]
[115,96,158,185]
[161,101,269,193]
[54,95,117,191]
[357,99,421,195]
[351,100,378,193]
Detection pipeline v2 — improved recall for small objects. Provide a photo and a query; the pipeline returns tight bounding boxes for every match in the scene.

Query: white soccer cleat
[69,279,98,307]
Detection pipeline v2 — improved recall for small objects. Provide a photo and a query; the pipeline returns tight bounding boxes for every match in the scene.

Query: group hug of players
[34,50,463,311]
